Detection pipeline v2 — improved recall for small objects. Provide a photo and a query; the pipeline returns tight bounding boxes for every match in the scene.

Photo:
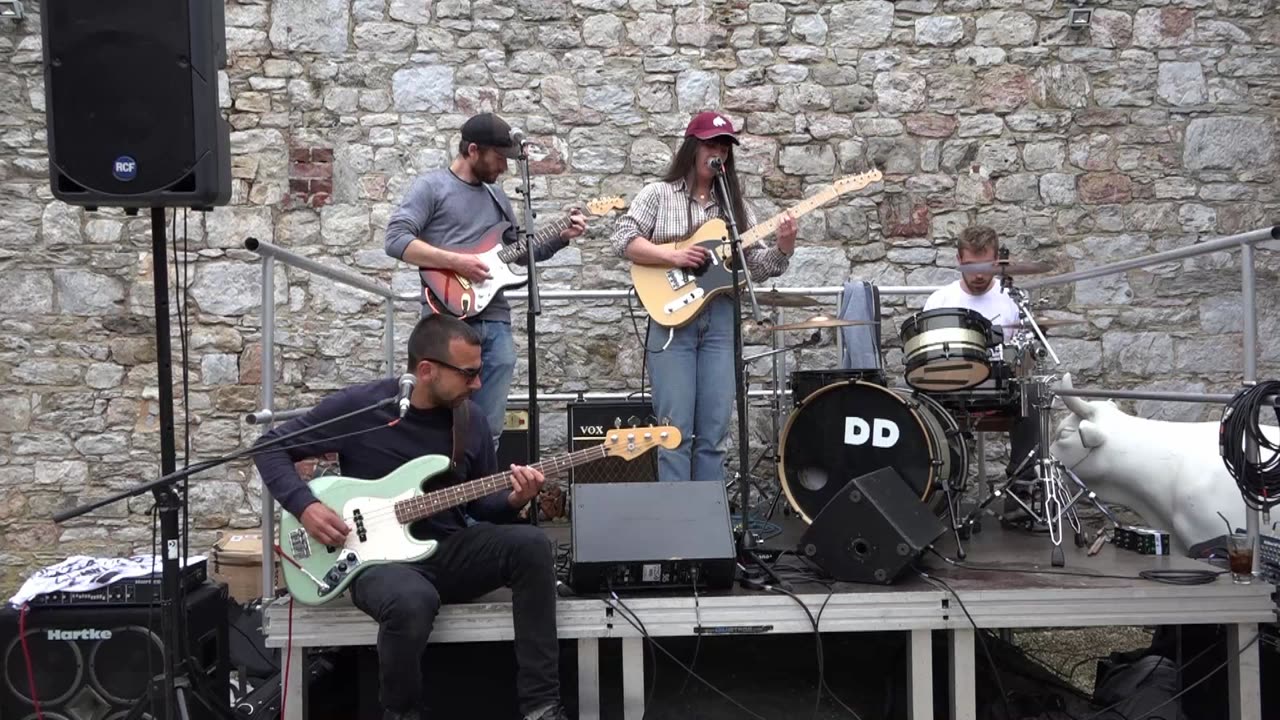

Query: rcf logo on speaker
[46,628,113,641]
[112,155,138,181]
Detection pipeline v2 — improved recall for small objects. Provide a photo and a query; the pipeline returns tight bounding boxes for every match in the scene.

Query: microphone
[708,156,724,173]
[397,373,416,417]
[509,127,528,147]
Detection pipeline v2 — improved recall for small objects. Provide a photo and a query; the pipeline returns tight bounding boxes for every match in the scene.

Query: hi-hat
[770,315,876,331]
[955,259,1054,275]
[753,291,822,308]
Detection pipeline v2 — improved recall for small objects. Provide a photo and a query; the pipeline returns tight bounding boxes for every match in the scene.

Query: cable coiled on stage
[1219,380,1280,513]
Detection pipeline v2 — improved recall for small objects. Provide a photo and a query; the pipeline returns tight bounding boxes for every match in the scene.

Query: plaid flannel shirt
[609,179,790,282]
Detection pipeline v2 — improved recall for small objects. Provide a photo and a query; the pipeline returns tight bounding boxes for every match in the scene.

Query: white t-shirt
[924,280,1021,328]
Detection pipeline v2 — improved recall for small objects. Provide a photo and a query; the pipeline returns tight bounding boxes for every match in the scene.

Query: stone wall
[1,0,1278,592]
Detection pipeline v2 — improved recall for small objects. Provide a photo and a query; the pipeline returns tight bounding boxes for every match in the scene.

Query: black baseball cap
[460,113,521,159]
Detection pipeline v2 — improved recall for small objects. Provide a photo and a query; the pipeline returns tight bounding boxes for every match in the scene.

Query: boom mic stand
[48,208,225,720]
[710,160,783,589]
[53,209,404,720]
[55,392,402,719]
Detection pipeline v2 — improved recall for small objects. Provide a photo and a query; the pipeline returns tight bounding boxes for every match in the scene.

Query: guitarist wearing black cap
[385,113,588,450]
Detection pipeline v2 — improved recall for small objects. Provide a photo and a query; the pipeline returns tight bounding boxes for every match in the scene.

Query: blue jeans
[469,319,517,449]
[645,295,735,482]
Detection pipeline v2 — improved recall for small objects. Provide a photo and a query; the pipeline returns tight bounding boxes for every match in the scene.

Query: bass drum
[790,368,887,406]
[779,381,968,523]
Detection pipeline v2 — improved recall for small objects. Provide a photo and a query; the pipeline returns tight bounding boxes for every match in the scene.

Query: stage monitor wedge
[40,0,231,210]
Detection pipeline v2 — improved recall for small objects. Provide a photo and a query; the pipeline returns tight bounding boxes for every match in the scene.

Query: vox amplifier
[567,400,659,484]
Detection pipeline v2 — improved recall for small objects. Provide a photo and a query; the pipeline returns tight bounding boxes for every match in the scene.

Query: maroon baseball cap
[685,111,740,144]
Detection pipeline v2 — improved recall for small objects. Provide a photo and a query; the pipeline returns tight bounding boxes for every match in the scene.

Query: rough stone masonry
[0,0,1278,592]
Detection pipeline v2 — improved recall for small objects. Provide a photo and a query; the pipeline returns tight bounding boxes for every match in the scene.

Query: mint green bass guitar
[275,425,680,605]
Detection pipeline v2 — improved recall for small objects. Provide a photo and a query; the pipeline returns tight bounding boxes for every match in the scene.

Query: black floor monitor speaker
[800,467,946,585]
[567,400,658,484]
[1,582,230,720]
[568,481,737,593]
[40,0,231,209]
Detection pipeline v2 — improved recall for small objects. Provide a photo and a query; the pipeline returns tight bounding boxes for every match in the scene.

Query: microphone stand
[515,142,542,524]
[54,392,399,720]
[711,162,783,589]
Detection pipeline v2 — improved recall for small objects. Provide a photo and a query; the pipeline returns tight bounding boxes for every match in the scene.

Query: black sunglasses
[425,357,482,381]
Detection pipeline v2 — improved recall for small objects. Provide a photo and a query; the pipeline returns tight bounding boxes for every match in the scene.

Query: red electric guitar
[420,196,626,317]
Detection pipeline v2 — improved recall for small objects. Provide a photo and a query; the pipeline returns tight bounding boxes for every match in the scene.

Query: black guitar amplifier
[567,399,659,484]
[497,404,530,468]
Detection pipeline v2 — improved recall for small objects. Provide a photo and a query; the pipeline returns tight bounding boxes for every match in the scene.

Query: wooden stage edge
[264,520,1275,720]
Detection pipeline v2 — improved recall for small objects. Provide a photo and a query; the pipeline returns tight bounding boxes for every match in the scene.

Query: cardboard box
[211,530,277,602]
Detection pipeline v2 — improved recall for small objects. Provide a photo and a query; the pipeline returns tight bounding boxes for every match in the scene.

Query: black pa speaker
[1,582,230,720]
[800,467,946,585]
[566,400,658,484]
[40,0,231,209]
[568,481,737,593]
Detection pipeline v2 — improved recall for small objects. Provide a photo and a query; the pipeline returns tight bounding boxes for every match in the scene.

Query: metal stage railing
[243,225,1277,594]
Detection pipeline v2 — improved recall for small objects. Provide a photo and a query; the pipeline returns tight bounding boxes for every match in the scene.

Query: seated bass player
[385,112,588,450]
[254,314,569,720]
[609,110,797,483]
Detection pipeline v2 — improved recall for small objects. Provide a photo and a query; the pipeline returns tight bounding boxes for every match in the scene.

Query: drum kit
[753,259,1116,567]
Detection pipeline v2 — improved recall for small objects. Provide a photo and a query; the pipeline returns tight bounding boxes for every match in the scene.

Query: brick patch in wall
[289,146,333,208]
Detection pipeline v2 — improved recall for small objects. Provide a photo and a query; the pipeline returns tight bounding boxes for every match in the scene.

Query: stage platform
[263,519,1274,720]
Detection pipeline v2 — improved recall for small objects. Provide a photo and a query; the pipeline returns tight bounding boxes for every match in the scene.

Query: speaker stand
[123,209,231,719]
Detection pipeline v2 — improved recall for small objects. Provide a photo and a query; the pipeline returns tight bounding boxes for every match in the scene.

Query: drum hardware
[769,315,877,332]
[933,270,1119,566]
[955,371,1119,567]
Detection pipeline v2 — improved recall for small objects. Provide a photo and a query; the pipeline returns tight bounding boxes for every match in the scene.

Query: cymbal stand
[962,277,1116,564]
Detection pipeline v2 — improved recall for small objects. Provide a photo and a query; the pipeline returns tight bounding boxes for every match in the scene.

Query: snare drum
[779,381,968,523]
[791,368,887,405]
[900,308,996,392]
[929,361,1022,432]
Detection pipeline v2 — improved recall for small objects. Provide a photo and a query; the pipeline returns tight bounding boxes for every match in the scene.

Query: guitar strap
[451,401,470,471]
[480,183,519,240]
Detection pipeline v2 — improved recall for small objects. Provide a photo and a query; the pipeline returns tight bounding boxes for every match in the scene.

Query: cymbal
[770,315,876,331]
[955,259,1055,275]
[1002,318,1085,329]
[752,291,822,308]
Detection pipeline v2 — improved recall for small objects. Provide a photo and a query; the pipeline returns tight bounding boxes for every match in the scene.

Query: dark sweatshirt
[252,378,516,540]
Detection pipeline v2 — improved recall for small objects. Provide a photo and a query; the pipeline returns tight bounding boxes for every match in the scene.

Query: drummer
[923,225,1020,331]
[924,226,1039,482]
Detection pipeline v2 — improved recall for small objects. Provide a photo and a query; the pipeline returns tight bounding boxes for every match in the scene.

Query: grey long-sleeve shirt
[384,168,563,323]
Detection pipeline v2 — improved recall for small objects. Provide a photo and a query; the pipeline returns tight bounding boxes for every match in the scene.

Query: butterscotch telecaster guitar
[631,170,883,327]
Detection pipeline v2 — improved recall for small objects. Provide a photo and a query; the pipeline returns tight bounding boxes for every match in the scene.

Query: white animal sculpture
[1049,373,1278,554]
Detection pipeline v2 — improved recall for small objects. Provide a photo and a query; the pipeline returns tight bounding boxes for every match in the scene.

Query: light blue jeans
[645,295,735,482]
[469,319,517,450]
